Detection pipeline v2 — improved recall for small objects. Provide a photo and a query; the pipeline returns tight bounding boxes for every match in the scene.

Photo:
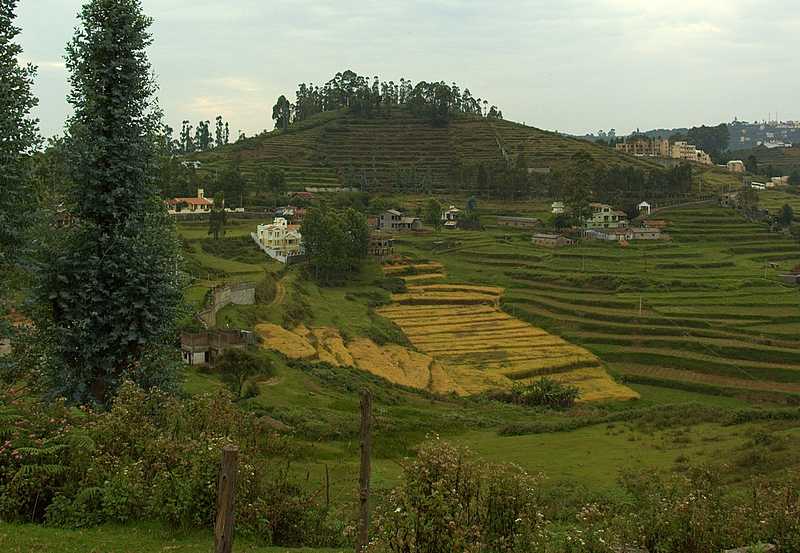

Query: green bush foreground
[2,382,800,552]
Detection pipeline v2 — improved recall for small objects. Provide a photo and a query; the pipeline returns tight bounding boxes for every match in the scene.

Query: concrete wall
[197,281,255,328]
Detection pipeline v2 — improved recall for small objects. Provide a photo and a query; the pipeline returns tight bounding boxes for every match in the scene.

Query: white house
[253,217,304,263]
[441,206,461,221]
[638,201,651,215]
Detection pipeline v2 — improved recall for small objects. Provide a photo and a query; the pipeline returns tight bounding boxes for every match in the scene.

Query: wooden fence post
[356,389,373,553]
[215,444,239,553]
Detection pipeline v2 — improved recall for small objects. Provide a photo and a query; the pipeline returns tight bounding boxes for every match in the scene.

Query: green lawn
[0,523,346,553]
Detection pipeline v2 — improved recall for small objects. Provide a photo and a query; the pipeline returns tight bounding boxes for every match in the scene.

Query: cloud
[198,77,260,93]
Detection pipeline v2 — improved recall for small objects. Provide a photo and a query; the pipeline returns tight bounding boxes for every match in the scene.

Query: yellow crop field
[402,273,446,281]
[254,322,447,393]
[375,269,637,401]
[382,262,445,275]
[253,323,317,359]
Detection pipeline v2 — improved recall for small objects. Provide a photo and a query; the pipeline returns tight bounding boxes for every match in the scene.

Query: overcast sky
[15,0,800,141]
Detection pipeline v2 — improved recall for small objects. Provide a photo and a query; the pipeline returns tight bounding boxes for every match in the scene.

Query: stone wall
[197,281,255,328]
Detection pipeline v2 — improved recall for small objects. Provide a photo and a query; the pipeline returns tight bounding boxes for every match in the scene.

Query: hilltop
[176,106,665,197]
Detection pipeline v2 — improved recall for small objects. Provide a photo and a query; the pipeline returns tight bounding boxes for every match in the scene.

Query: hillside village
[5,1,800,552]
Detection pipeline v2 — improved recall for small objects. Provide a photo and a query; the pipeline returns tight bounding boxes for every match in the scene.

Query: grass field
[382,203,800,404]
[167,206,800,549]
[0,522,346,553]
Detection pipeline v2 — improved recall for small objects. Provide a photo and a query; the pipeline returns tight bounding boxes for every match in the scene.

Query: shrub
[369,438,548,553]
[215,348,273,401]
[0,382,348,546]
[255,271,277,304]
[490,377,580,409]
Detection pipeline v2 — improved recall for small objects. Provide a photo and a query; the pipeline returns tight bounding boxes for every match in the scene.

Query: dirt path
[269,275,290,307]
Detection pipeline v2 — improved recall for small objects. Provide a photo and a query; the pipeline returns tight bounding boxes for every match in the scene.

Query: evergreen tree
[179,120,194,153]
[208,190,227,243]
[0,0,38,365]
[33,0,184,405]
[214,115,225,147]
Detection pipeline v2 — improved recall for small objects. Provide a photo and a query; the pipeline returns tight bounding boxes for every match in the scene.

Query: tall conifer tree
[34,0,183,405]
[0,0,38,356]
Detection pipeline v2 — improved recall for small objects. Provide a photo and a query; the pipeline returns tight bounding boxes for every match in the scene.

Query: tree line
[273,70,502,130]
[162,115,231,155]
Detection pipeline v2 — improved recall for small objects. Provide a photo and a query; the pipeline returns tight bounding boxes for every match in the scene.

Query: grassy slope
[187,108,667,193]
[175,205,800,482]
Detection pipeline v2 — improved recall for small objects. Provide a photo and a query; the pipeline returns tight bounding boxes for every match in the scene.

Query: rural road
[270,275,289,307]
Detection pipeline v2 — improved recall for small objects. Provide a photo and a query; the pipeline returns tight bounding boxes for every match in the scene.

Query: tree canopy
[277,70,499,128]
[0,0,38,357]
[300,207,370,281]
[31,0,184,406]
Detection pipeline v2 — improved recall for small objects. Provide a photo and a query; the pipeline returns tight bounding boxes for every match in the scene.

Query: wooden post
[356,389,373,553]
[215,444,239,553]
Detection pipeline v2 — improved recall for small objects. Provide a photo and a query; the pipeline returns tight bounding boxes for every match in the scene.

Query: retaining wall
[198,281,255,328]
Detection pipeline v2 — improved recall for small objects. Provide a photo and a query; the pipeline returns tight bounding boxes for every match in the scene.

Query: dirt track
[269,275,289,307]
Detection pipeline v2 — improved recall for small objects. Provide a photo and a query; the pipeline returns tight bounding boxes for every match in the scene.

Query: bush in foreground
[0,382,350,547]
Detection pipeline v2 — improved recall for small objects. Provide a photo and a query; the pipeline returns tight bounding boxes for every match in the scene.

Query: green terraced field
[394,203,800,402]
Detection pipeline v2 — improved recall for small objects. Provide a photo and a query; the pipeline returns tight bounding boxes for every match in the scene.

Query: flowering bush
[369,438,549,553]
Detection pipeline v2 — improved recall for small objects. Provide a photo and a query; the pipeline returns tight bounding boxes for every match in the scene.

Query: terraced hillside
[376,277,638,401]
[190,108,662,192]
[737,145,800,174]
[424,204,800,401]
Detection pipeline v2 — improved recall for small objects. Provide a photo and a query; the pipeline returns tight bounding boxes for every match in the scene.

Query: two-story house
[378,210,402,232]
[584,203,627,230]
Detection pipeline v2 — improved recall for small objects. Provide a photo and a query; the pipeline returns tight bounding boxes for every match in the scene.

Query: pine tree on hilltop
[33,0,184,405]
[0,0,38,361]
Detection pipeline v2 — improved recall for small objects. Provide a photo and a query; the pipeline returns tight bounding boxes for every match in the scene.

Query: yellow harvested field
[253,323,317,359]
[255,323,446,393]
[403,273,446,281]
[255,272,638,402]
[382,262,445,274]
[375,276,638,401]
[555,367,640,402]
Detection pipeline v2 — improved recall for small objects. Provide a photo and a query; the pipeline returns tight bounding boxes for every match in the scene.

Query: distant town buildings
[615,138,712,164]
[671,141,712,164]
[727,160,745,172]
[551,201,564,214]
[616,137,670,157]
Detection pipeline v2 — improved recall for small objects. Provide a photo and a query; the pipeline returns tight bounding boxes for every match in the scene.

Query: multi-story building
[584,203,627,230]
[255,217,303,262]
[615,138,670,157]
[671,141,712,164]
